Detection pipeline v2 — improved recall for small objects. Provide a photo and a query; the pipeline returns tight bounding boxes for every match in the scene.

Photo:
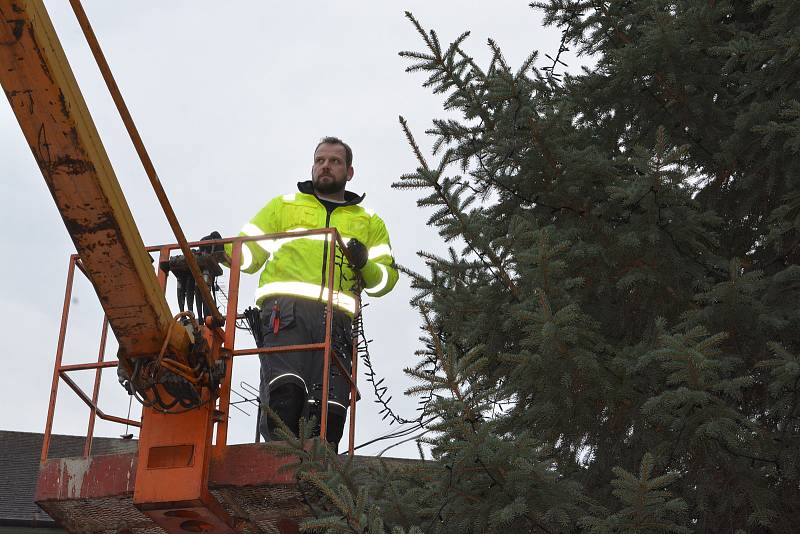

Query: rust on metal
[36,451,138,501]
[0,0,188,361]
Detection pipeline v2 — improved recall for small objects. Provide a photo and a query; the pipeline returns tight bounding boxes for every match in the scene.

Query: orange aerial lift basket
[36,231,364,533]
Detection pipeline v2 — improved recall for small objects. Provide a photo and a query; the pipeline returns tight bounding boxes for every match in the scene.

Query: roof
[0,430,137,527]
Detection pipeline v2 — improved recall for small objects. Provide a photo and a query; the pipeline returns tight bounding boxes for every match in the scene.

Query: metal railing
[41,228,361,463]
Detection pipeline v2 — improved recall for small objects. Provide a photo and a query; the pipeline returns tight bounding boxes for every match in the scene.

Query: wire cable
[377,429,432,457]
[349,415,439,453]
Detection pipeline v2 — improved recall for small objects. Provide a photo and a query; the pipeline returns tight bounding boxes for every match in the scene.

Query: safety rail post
[41,255,77,464]
[332,231,360,456]
[157,247,170,291]
[83,316,109,457]
[348,294,361,455]
[214,240,242,456]
[320,228,338,441]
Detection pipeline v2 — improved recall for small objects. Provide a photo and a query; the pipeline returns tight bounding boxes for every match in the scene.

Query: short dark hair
[315,136,353,168]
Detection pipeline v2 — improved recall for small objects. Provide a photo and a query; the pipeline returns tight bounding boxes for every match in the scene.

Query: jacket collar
[297,180,365,206]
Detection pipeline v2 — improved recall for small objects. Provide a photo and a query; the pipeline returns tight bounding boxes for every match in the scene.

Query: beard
[313,175,347,194]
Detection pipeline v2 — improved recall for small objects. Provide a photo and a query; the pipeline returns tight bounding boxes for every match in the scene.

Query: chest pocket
[281,204,319,230]
[336,215,369,243]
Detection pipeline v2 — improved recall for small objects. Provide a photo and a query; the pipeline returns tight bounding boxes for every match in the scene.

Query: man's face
[312,143,353,195]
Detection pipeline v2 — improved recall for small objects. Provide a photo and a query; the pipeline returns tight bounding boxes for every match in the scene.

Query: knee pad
[263,384,305,440]
[306,403,346,450]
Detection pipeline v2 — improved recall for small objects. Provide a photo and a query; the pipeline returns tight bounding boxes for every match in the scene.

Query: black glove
[346,238,368,269]
[199,231,223,253]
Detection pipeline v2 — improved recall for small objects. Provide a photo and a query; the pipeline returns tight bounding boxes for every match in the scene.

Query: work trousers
[257,296,353,449]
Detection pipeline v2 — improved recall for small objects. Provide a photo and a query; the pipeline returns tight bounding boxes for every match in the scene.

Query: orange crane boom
[0,2,233,530]
[0,0,188,361]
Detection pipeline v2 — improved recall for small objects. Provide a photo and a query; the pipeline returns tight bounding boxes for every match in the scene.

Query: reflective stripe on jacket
[226,181,398,314]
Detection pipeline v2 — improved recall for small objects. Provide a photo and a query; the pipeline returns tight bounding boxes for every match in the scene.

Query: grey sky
[0,1,574,457]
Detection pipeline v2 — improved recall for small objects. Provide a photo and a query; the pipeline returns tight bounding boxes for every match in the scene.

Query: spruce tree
[273,2,800,532]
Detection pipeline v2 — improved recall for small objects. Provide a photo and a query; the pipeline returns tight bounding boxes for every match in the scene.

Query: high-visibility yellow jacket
[226,181,398,314]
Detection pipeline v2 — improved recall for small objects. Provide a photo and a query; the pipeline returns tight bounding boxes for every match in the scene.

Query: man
[226,137,398,448]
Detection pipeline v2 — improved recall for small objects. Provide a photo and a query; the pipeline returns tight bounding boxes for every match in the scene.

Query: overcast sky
[0,1,578,458]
